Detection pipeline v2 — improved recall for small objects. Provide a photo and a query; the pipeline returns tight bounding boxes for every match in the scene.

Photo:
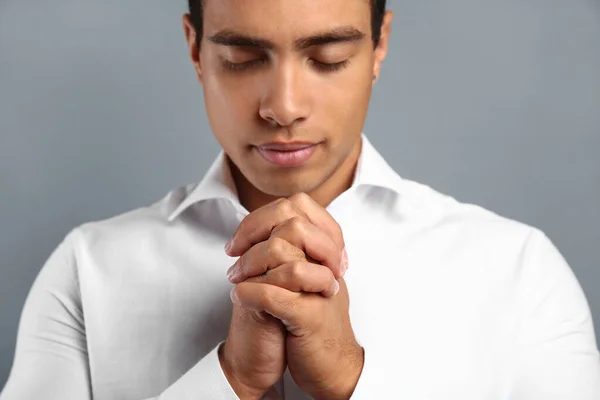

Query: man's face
[185,0,391,198]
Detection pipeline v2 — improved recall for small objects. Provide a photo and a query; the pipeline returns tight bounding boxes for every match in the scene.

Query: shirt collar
[168,134,408,222]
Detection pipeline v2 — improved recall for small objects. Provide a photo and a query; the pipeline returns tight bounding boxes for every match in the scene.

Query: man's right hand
[219,300,287,399]
[219,194,346,399]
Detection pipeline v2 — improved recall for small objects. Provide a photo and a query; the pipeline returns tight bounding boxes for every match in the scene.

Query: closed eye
[310,59,350,73]
[221,58,350,73]
[222,58,267,72]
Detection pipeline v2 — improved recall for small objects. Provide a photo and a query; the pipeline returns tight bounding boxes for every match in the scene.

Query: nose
[259,61,310,127]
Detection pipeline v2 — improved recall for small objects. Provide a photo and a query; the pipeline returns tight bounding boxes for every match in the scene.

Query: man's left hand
[226,194,364,399]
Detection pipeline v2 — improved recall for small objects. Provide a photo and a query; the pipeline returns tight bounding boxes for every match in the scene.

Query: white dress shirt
[2,135,599,400]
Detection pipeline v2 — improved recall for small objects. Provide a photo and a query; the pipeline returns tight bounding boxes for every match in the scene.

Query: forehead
[202,0,372,40]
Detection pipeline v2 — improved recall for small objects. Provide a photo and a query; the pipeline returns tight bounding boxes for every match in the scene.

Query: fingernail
[341,247,349,273]
[226,265,237,281]
[332,280,340,296]
[225,239,233,254]
[230,288,241,306]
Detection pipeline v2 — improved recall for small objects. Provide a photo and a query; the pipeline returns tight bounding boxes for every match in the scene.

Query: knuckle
[275,198,294,215]
[266,236,287,256]
[287,216,307,233]
[289,193,311,216]
[290,192,310,205]
[289,260,306,280]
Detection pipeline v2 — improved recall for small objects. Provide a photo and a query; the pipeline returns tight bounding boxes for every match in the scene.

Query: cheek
[316,71,373,129]
[203,77,261,136]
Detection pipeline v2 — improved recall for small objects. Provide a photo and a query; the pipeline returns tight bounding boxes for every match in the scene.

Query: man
[2,0,599,399]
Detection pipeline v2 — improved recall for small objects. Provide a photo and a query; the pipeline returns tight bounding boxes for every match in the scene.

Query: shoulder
[401,178,545,258]
[400,179,580,297]
[66,183,196,257]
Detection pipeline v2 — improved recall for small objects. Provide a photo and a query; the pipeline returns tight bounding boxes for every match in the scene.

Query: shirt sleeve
[149,343,239,400]
[0,232,240,400]
[511,229,600,399]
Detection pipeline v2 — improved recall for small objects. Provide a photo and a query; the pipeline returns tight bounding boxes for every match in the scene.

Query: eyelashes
[222,58,267,72]
[222,58,350,73]
[310,59,350,73]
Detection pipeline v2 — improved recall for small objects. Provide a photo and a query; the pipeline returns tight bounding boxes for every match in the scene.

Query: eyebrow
[207,30,275,49]
[295,27,366,50]
[207,26,366,51]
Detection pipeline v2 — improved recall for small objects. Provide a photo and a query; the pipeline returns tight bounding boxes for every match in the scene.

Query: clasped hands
[219,193,363,400]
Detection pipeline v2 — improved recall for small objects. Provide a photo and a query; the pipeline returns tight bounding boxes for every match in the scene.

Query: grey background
[1,0,599,389]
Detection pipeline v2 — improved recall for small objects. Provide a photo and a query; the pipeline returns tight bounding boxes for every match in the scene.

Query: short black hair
[188,0,387,48]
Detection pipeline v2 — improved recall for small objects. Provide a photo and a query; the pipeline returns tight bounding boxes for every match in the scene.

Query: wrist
[308,342,364,400]
[328,343,365,400]
[218,342,266,400]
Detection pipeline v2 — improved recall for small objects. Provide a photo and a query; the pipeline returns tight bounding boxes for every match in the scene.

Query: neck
[230,139,362,212]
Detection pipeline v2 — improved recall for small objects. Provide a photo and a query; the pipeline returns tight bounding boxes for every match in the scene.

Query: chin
[254,177,322,198]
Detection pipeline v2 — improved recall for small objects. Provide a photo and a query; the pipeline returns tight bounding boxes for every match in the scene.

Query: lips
[255,142,319,167]
[258,142,315,151]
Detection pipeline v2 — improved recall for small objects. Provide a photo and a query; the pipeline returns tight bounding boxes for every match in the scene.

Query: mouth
[255,141,320,167]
